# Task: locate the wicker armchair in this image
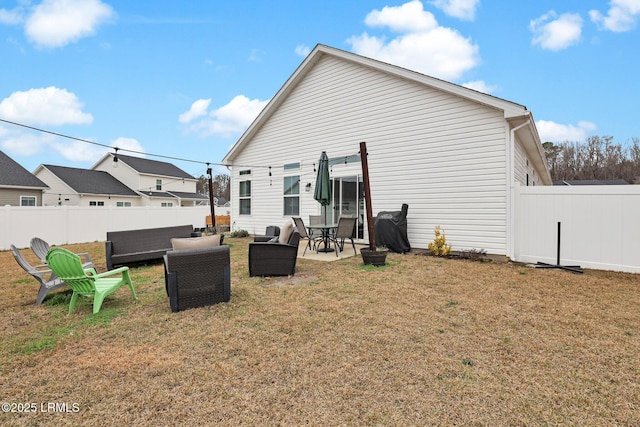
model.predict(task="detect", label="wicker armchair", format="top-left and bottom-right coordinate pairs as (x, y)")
top-left (253, 225), bottom-right (281, 243)
top-left (163, 245), bottom-right (231, 312)
top-left (248, 230), bottom-right (301, 277)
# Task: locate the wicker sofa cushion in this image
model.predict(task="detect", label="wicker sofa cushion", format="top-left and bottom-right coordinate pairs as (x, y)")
top-left (171, 235), bottom-right (222, 251)
top-left (278, 220), bottom-right (294, 244)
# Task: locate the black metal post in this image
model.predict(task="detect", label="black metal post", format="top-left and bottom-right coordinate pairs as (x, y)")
top-left (536, 221), bottom-right (583, 274)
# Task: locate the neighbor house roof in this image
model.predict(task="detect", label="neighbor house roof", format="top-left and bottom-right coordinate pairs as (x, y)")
top-left (42, 165), bottom-right (139, 196)
top-left (223, 44), bottom-right (545, 173)
top-left (111, 153), bottom-right (195, 179)
top-left (0, 150), bottom-right (48, 189)
top-left (168, 191), bottom-right (209, 201)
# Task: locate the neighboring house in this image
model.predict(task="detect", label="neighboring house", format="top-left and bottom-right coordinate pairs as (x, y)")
top-left (0, 150), bottom-right (49, 206)
top-left (34, 165), bottom-right (140, 207)
top-left (222, 44), bottom-right (552, 258)
top-left (92, 153), bottom-right (208, 207)
top-left (214, 197), bottom-right (231, 216)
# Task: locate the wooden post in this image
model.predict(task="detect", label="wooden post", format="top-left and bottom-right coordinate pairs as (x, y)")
top-left (207, 165), bottom-right (216, 233)
top-left (360, 141), bottom-right (376, 251)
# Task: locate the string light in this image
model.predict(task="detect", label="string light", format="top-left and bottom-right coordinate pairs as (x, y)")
top-left (0, 117), bottom-right (360, 180)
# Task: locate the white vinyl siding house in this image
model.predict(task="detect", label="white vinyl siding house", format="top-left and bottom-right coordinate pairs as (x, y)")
top-left (223, 45), bottom-right (551, 258)
top-left (0, 150), bottom-right (48, 206)
top-left (34, 165), bottom-right (141, 207)
top-left (92, 153), bottom-right (207, 207)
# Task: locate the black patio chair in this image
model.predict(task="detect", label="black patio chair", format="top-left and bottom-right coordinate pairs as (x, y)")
top-left (292, 217), bottom-right (316, 256)
top-left (332, 217), bottom-right (357, 257)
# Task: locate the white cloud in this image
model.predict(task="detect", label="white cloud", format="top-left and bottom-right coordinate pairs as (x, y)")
top-left (248, 48), bottom-right (265, 62)
top-left (295, 44), bottom-right (311, 57)
top-left (51, 137), bottom-right (145, 164)
top-left (179, 99), bottom-right (211, 124)
top-left (25, 0), bottom-right (115, 48)
top-left (0, 87), bottom-right (93, 126)
top-left (590, 0), bottom-right (640, 32)
top-left (0, 127), bottom-right (53, 156)
top-left (530, 11), bottom-right (583, 51)
top-left (180, 95), bottom-right (269, 138)
top-left (365, 0), bottom-right (438, 32)
top-left (430, 0), bottom-right (480, 21)
top-left (462, 80), bottom-right (496, 94)
top-left (0, 6), bottom-right (24, 24)
top-left (51, 139), bottom-right (106, 162)
top-left (348, 0), bottom-right (479, 81)
top-left (537, 120), bottom-right (597, 142)
top-left (110, 137), bottom-right (145, 155)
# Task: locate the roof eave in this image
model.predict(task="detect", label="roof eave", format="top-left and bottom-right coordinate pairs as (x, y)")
top-left (508, 113), bottom-right (553, 185)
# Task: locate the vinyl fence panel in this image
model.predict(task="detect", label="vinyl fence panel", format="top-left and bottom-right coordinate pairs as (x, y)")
top-left (1, 205), bottom-right (210, 250)
top-left (515, 185), bottom-right (640, 273)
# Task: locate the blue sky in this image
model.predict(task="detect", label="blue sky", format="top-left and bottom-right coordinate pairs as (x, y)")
top-left (1, 0), bottom-right (639, 178)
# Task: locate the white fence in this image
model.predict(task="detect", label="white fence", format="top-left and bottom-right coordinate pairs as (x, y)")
top-left (1, 205), bottom-right (211, 250)
top-left (4, 188), bottom-right (640, 274)
top-left (515, 185), bottom-right (640, 274)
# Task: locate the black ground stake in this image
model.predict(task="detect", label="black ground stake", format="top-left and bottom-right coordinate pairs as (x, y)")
top-left (536, 222), bottom-right (583, 274)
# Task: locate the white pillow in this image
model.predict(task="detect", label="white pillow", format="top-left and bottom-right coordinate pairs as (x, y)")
top-left (278, 220), bottom-right (294, 244)
top-left (171, 234), bottom-right (221, 250)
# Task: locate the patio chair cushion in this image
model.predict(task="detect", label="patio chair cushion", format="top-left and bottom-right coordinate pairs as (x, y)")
top-left (278, 220), bottom-right (294, 245)
top-left (171, 235), bottom-right (222, 251)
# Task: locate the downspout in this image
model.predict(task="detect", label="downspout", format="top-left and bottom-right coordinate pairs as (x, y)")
top-left (508, 119), bottom-right (531, 260)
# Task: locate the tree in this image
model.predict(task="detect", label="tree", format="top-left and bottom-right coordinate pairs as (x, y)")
top-left (542, 136), bottom-right (640, 183)
top-left (196, 173), bottom-right (230, 200)
top-left (212, 174), bottom-right (230, 201)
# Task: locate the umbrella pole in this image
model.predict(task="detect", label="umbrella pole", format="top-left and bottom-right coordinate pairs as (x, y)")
top-left (360, 141), bottom-right (376, 251)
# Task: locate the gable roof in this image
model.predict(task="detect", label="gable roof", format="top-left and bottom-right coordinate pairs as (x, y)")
top-left (0, 150), bottom-right (48, 189)
top-left (111, 153), bottom-right (195, 179)
top-left (42, 165), bottom-right (138, 196)
top-left (223, 44), bottom-right (536, 165)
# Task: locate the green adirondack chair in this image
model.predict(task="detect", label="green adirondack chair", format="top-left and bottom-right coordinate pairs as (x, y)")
top-left (46, 247), bottom-right (137, 314)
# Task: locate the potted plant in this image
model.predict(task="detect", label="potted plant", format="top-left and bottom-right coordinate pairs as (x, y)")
top-left (359, 142), bottom-right (388, 266)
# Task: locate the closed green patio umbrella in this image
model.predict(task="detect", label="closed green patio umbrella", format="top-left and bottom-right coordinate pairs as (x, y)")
top-left (314, 151), bottom-right (332, 223)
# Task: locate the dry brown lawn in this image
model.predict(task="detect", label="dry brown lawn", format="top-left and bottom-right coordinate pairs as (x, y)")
top-left (1, 238), bottom-right (639, 426)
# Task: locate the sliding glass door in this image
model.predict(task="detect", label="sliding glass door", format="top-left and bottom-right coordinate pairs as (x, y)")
top-left (331, 176), bottom-right (364, 239)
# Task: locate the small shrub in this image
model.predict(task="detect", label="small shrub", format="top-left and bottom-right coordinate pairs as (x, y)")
top-left (427, 226), bottom-right (451, 256)
top-left (229, 229), bottom-right (249, 238)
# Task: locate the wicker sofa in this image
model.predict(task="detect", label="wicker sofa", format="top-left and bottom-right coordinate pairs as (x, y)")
top-left (105, 224), bottom-right (195, 270)
top-left (163, 245), bottom-right (231, 312)
top-left (248, 224), bottom-right (301, 277)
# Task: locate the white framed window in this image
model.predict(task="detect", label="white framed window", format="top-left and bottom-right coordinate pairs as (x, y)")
top-left (283, 175), bottom-right (300, 216)
top-left (239, 180), bottom-right (251, 215)
top-left (20, 196), bottom-right (36, 206)
top-left (156, 179), bottom-right (162, 191)
top-left (116, 201), bottom-right (132, 207)
top-left (161, 202), bottom-right (173, 207)
top-left (89, 201), bottom-right (105, 206)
